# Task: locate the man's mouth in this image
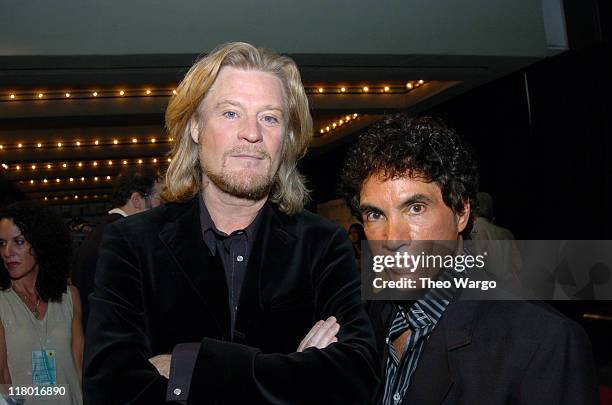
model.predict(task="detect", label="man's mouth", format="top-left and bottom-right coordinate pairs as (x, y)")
top-left (231, 154), bottom-right (265, 160)
top-left (385, 266), bottom-right (409, 277)
top-left (5, 261), bottom-right (19, 269)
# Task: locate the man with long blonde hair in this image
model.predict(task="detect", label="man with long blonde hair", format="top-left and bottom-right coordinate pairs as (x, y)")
top-left (83, 42), bottom-right (379, 404)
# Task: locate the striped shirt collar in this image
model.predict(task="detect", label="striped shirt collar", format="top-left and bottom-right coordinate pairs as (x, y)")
top-left (388, 269), bottom-right (456, 354)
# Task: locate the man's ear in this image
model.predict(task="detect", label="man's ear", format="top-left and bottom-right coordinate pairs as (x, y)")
top-left (130, 191), bottom-right (143, 210)
top-left (456, 200), bottom-right (471, 233)
top-left (189, 116), bottom-right (200, 144)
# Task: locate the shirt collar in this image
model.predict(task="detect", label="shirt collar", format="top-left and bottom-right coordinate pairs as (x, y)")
top-left (198, 194), bottom-right (218, 235)
top-left (392, 267), bottom-right (460, 335)
top-left (108, 208), bottom-right (128, 217)
top-left (198, 193), bottom-right (262, 253)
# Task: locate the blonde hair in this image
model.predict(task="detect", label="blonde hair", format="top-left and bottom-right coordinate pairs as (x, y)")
top-left (162, 42), bottom-right (313, 215)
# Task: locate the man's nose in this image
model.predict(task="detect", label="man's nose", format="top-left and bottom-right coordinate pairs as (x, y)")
top-left (382, 221), bottom-right (410, 251)
top-left (238, 116), bottom-right (263, 143)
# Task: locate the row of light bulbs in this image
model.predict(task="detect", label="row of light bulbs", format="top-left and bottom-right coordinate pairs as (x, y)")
top-left (313, 80), bottom-right (425, 94)
top-left (1, 157), bottom-right (171, 172)
top-left (0, 137), bottom-right (174, 151)
top-left (319, 113), bottom-right (360, 135)
top-left (42, 194), bottom-right (110, 202)
top-left (0, 108), bottom-right (372, 152)
top-left (22, 175), bottom-right (113, 185)
top-left (4, 81), bottom-right (427, 101)
top-left (6, 88), bottom-right (177, 101)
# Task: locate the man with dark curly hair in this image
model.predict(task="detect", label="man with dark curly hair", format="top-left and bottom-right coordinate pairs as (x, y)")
top-left (340, 114), bottom-right (598, 404)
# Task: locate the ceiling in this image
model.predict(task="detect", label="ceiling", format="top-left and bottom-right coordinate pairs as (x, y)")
top-left (0, 54), bottom-right (544, 206)
top-left (0, 0), bottom-right (565, 206)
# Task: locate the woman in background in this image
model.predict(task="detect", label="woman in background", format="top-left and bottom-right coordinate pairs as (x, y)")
top-left (0, 201), bottom-right (83, 405)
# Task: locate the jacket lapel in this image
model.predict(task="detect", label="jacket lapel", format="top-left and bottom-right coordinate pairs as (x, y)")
top-left (368, 301), bottom-right (394, 377)
top-left (401, 299), bottom-right (479, 405)
top-left (401, 320), bottom-right (454, 405)
top-left (158, 198), bottom-right (230, 337)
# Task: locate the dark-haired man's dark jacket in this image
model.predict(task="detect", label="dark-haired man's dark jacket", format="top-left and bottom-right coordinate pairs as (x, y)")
top-left (368, 298), bottom-right (598, 404)
top-left (71, 210), bottom-right (125, 330)
top-left (83, 196), bottom-right (380, 404)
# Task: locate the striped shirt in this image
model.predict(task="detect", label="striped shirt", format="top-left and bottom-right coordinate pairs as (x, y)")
top-left (382, 270), bottom-right (457, 405)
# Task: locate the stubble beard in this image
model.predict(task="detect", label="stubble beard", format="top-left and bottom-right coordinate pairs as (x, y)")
top-left (202, 148), bottom-right (277, 200)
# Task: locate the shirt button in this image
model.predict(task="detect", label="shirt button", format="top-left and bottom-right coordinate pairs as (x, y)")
top-left (385, 337), bottom-right (390, 344)
top-left (236, 255), bottom-right (244, 262)
top-left (393, 392), bottom-right (401, 402)
top-left (173, 388), bottom-right (182, 396)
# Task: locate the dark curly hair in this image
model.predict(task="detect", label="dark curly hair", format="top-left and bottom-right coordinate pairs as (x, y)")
top-left (111, 166), bottom-right (158, 208)
top-left (340, 114), bottom-right (479, 234)
top-left (0, 201), bottom-right (72, 302)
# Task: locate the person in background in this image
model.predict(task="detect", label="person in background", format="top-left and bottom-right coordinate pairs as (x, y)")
top-left (470, 191), bottom-right (521, 282)
top-left (348, 222), bottom-right (367, 267)
top-left (71, 166), bottom-right (160, 331)
top-left (0, 201), bottom-right (83, 405)
top-left (470, 191), bottom-right (515, 240)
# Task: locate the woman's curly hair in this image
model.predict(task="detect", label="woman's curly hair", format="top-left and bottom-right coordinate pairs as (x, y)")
top-left (340, 114), bottom-right (479, 234)
top-left (0, 201), bottom-right (72, 302)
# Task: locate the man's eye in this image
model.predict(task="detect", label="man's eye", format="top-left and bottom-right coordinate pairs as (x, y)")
top-left (262, 115), bottom-right (279, 124)
top-left (408, 204), bottom-right (425, 214)
top-left (15, 239), bottom-right (25, 245)
top-left (223, 111), bottom-right (238, 119)
top-left (364, 211), bottom-right (383, 222)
